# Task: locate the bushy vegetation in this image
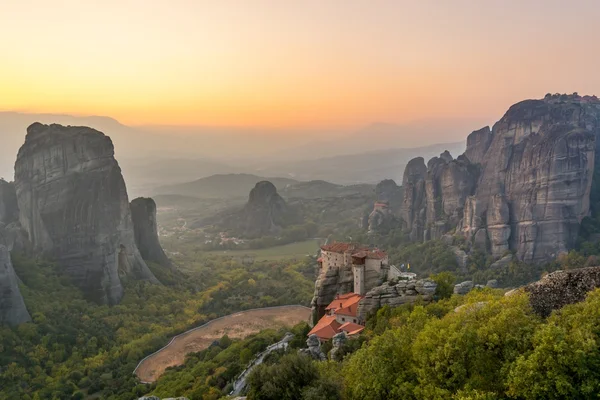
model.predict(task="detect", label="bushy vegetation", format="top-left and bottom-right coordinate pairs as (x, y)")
top-left (149, 323), bottom-right (310, 399)
top-left (0, 252), bottom-right (315, 399)
top-left (246, 288), bottom-right (600, 399)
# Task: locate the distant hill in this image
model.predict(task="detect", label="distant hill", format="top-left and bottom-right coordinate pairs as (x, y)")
top-left (252, 141), bottom-right (466, 184)
top-left (154, 174), bottom-right (300, 199)
top-left (280, 180), bottom-right (375, 199)
top-left (154, 174), bottom-right (377, 200)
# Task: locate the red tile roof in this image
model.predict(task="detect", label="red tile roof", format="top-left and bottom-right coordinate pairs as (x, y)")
top-left (351, 249), bottom-right (387, 260)
top-left (325, 293), bottom-right (363, 317)
top-left (308, 315), bottom-right (341, 340)
top-left (339, 322), bottom-right (365, 336)
top-left (320, 242), bottom-right (366, 254)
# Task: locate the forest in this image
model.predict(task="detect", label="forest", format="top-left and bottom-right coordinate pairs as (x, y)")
top-left (244, 287), bottom-right (600, 400)
top-left (0, 251), bottom-right (315, 399)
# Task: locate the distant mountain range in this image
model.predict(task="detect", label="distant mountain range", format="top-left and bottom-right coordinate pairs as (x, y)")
top-left (153, 173), bottom-right (377, 200)
top-left (154, 174), bottom-right (300, 199)
top-left (0, 112), bottom-right (473, 192)
top-left (252, 141), bottom-right (466, 184)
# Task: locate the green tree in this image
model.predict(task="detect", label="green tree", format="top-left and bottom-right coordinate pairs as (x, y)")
top-left (507, 289), bottom-right (600, 399)
top-left (430, 271), bottom-right (456, 299)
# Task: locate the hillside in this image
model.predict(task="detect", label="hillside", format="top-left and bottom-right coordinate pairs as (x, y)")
top-left (154, 174), bottom-right (377, 200)
top-left (254, 141), bottom-right (466, 184)
top-left (154, 174), bottom-right (300, 198)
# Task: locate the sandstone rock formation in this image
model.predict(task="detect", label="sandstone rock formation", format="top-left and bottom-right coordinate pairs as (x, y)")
top-left (0, 180), bottom-right (18, 224)
top-left (239, 181), bottom-right (290, 238)
top-left (0, 245), bottom-right (30, 326)
top-left (524, 266), bottom-right (600, 317)
top-left (299, 334), bottom-right (327, 361)
top-left (357, 278), bottom-right (437, 321)
top-left (0, 180), bottom-right (28, 252)
top-left (130, 197), bottom-right (173, 269)
top-left (367, 179), bottom-right (403, 233)
top-left (14, 123), bottom-right (159, 305)
top-left (402, 94), bottom-right (600, 263)
top-left (453, 280), bottom-right (474, 295)
top-left (330, 331), bottom-right (347, 361)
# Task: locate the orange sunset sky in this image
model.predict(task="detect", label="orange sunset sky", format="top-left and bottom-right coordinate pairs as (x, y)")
top-left (2, 0), bottom-right (600, 129)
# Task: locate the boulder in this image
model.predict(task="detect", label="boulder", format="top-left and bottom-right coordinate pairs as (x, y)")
top-left (525, 266), bottom-right (600, 317)
top-left (299, 334), bottom-right (326, 361)
top-left (454, 281), bottom-right (474, 295)
top-left (330, 332), bottom-right (347, 362)
top-left (14, 123), bottom-right (159, 305)
top-left (486, 279), bottom-right (499, 288)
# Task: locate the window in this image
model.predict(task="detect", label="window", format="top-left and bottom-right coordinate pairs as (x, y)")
top-left (353, 319), bottom-right (356, 323)
top-left (342, 317), bottom-right (345, 322)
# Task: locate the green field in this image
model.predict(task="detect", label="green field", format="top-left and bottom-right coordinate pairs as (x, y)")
top-left (205, 239), bottom-right (323, 261)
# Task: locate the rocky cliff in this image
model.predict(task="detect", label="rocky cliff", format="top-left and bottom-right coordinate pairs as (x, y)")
top-left (239, 181), bottom-right (290, 237)
top-left (357, 277), bottom-right (437, 321)
top-left (0, 245), bottom-right (30, 326)
top-left (130, 197), bottom-right (173, 269)
top-left (402, 94), bottom-right (600, 263)
top-left (0, 181), bottom-right (30, 326)
top-left (367, 179), bottom-right (403, 233)
top-left (14, 123), bottom-right (159, 305)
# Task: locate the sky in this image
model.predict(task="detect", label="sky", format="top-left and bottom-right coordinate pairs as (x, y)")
top-left (1, 0), bottom-right (600, 129)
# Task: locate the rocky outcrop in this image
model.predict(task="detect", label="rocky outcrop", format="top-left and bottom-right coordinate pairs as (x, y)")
top-left (524, 266), bottom-right (600, 317)
top-left (357, 278), bottom-right (437, 321)
top-left (0, 181), bottom-right (28, 252)
top-left (130, 198), bottom-right (173, 269)
top-left (367, 180), bottom-right (403, 233)
top-left (311, 263), bottom-right (355, 323)
top-left (330, 332), bottom-right (347, 362)
top-left (14, 123), bottom-right (159, 305)
top-left (0, 180), bottom-right (18, 224)
top-left (299, 334), bottom-right (326, 361)
top-left (402, 94), bottom-right (600, 263)
top-left (453, 281), bottom-right (474, 295)
top-left (375, 179), bottom-right (403, 214)
top-left (239, 181), bottom-right (290, 238)
top-left (0, 245), bottom-right (30, 326)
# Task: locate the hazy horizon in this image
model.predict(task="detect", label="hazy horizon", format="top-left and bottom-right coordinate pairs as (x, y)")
top-left (3, 1), bottom-right (600, 130)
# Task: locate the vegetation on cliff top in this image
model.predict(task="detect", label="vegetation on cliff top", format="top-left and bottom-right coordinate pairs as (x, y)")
top-left (246, 288), bottom-right (600, 400)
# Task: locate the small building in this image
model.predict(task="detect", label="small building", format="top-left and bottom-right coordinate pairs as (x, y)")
top-left (318, 242), bottom-right (389, 296)
top-left (308, 293), bottom-right (365, 342)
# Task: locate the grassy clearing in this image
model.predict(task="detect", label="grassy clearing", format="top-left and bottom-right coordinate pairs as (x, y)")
top-left (205, 239), bottom-right (322, 261)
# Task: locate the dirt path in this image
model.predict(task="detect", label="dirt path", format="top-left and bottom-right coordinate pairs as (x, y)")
top-left (134, 305), bottom-right (311, 383)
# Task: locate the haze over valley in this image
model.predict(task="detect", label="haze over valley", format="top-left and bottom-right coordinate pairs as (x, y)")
top-left (3, 2), bottom-right (600, 400)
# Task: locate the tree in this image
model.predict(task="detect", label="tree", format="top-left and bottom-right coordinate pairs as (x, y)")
top-left (507, 289), bottom-right (600, 399)
top-left (430, 271), bottom-right (456, 299)
top-left (247, 353), bottom-right (318, 400)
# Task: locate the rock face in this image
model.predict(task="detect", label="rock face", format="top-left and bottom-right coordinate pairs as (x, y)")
top-left (367, 179), bottom-right (403, 233)
top-left (0, 180), bottom-right (19, 225)
top-left (402, 94), bottom-right (600, 263)
top-left (0, 180), bottom-right (28, 252)
top-left (299, 334), bottom-right (327, 361)
top-left (240, 181), bottom-right (289, 237)
top-left (357, 278), bottom-right (437, 321)
top-left (14, 123), bottom-right (158, 305)
top-left (330, 332), bottom-right (347, 361)
top-left (525, 266), bottom-right (600, 317)
top-left (0, 245), bottom-right (30, 326)
top-left (453, 281), bottom-right (474, 295)
top-left (130, 198), bottom-right (173, 269)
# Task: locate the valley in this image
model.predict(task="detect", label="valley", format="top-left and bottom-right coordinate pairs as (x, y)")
top-left (134, 305), bottom-right (310, 383)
